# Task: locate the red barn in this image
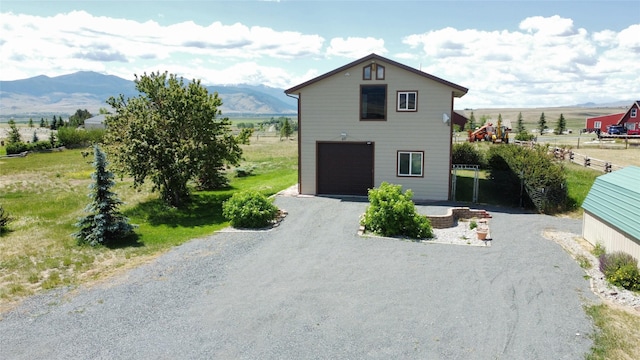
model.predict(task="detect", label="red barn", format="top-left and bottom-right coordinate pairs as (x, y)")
top-left (584, 100), bottom-right (640, 134)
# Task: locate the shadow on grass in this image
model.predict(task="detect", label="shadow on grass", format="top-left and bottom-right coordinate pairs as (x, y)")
top-left (124, 192), bottom-right (229, 228)
top-left (106, 232), bottom-right (143, 249)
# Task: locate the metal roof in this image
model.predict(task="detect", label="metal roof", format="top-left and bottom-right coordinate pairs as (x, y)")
top-left (582, 166), bottom-right (640, 240)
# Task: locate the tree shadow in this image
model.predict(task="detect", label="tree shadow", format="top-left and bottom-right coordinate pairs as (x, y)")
top-left (106, 232), bottom-right (143, 249)
top-left (123, 192), bottom-right (229, 228)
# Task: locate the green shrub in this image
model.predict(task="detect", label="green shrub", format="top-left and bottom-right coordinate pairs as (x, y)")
top-left (452, 142), bottom-right (486, 168)
top-left (592, 242), bottom-right (606, 257)
top-left (57, 127), bottom-right (105, 148)
top-left (361, 182), bottom-right (433, 239)
top-left (0, 204), bottom-right (12, 234)
top-left (599, 252), bottom-right (640, 291)
top-left (515, 131), bottom-right (535, 141)
top-left (5, 141), bottom-right (29, 155)
top-left (222, 191), bottom-right (279, 228)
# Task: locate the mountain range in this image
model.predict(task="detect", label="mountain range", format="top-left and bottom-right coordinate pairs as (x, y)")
top-left (0, 71), bottom-right (297, 117)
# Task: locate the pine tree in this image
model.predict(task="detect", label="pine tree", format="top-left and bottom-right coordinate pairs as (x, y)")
top-left (50, 116), bottom-right (57, 130)
top-left (7, 119), bottom-right (22, 144)
top-left (57, 116), bottom-right (65, 128)
top-left (49, 132), bottom-right (57, 148)
top-left (467, 111), bottom-right (476, 131)
top-left (32, 130), bottom-right (39, 143)
top-left (516, 112), bottom-right (525, 134)
top-left (537, 112), bottom-right (547, 134)
top-left (40, 118), bottom-right (46, 128)
top-left (28, 118), bottom-right (34, 128)
top-left (74, 145), bottom-right (134, 246)
top-left (280, 118), bottom-right (293, 139)
top-left (555, 113), bottom-right (566, 135)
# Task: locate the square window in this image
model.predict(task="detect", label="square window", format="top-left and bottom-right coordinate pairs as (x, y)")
top-left (398, 151), bottom-right (423, 177)
top-left (397, 91), bottom-right (417, 111)
top-left (361, 85), bottom-right (387, 120)
top-left (594, 121), bottom-right (601, 129)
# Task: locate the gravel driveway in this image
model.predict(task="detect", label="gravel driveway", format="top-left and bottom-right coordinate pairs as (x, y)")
top-left (0, 195), bottom-right (597, 359)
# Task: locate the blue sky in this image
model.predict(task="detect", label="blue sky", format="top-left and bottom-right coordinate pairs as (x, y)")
top-left (1, 0), bottom-right (639, 108)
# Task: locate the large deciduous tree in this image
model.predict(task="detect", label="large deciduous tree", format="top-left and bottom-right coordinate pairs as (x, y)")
top-left (104, 71), bottom-right (242, 207)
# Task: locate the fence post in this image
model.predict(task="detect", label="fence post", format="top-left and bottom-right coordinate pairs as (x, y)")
top-left (584, 157), bottom-right (590, 167)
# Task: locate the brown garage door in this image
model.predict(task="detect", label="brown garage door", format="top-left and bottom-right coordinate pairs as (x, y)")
top-left (317, 142), bottom-right (374, 196)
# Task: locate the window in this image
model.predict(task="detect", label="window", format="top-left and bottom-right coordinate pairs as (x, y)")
top-left (397, 151), bottom-right (423, 177)
top-left (363, 64), bottom-right (385, 80)
top-left (631, 108), bottom-right (637, 118)
top-left (594, 121), bottom-right (601, 129)
top-left (397, 91), bottom-right (417, 111)
top-left (360, 85), bottom-right (387, 120)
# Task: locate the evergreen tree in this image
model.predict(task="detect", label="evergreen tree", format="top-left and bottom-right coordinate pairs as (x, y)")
top-left (467, 111), bottom-right (476, 131)
top-left (280, 118), bottom-right (293, 139)
top-left (74, 145), bottom-right (134, 246)
top-left (28, 118), bottom-right (34, 128)
top-left (50, 116), bottom-right (57, 130)
top-left (516, 112), bottom-right (525, 134)
top-left (40, 118), bottom-right (46, 128)
top-left (57, 116), bottom-right (65, 128)
top-left (7, 119), bottom-right (22, 144)
top-left (49, 132), bottom-right (57, 148)
top-left (0, 204), bottom-right (12, 234)
top-left (537, 112), bottom-right (547, 134)
top-left (32, 130), bottom-right (39, 143)
top-left (555, 113), bottom-right (567, 135)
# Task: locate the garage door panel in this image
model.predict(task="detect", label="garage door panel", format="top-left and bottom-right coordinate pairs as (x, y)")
top-left (317, 142), bottom-right (373, 196)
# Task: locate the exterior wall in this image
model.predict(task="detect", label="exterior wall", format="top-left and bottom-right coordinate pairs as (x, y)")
top-left (583, 211), bottom-right (640, 268)
top-left (585, 113), bottom-right (622, 132)
top-left (620, 102), bottom-right (640, 131)
top-left (296, 59), bottom-right (454, 201)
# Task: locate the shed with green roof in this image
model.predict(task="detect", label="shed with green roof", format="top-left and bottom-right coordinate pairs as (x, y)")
top-left (582, 166), bottom-right (640, 265)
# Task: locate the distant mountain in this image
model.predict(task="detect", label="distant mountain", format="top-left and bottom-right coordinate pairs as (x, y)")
top-left (0, 71), bottom-right (297, 117)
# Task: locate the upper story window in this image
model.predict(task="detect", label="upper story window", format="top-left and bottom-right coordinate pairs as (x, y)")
top-left (363, 63), bottom-right (385, 80)
top-left (397, 91), bottom-right (417, 111)
top-left (360, 85), bottom-right (387, 120)
top-left (631, 108), bottom-right (637, 118)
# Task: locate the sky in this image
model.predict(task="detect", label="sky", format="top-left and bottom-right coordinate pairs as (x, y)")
top-left (1, 0), bottom-right (639, 108)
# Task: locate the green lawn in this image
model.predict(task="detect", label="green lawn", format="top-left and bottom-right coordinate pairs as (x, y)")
top-left (0, 137), bottom-right (296, 304)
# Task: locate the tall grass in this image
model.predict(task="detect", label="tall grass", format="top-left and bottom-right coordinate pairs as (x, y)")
top-left (0, 137), bottom-right (296, 305)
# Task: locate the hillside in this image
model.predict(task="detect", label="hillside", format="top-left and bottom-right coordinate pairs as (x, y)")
top-left (0, 71), bottom-right (297, 118)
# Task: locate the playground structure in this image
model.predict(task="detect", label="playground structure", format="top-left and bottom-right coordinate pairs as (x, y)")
top-left (468, 122), bottom-right (510, 143)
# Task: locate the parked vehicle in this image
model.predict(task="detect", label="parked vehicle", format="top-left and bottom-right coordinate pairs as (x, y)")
top-left (606, 125), bottom-right (626, 135)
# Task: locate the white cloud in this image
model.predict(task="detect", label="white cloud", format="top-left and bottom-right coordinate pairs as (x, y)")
top-left (326, 37), bottom-right (387, 58)
top-left (403, 16), bottom-right (639, 107)
top-left (0, 11), bottom-right (326, 81)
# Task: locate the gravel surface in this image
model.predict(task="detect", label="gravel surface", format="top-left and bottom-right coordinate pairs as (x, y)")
top-left (0, 195), bottom-right (598, 359)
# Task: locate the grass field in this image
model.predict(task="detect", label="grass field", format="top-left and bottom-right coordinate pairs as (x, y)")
top-left (0, 135), bottom-right (296, 308)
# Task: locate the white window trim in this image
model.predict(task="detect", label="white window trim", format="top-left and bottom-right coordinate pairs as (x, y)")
top-left (631, 108), bottom-right (637, 118)
top-left (594, 121), bottom-right (601, 129)
top-left (397, 91), bottom-right (417, 111)
top-left (397, 151), bottom-right (423, 177)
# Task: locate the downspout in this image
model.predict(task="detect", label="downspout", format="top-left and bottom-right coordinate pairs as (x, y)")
top-left (286, 92), bottom-right (301, 195)
top-left (448, 92), bottom-right (454, 201)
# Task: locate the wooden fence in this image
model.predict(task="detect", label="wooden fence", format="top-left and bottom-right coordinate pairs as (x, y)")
top-left (512, 140), bottom-right (623, 173)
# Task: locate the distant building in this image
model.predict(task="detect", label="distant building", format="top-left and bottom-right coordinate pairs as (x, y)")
top-left (84, 114), bottom-right (106, 129)
top-left (584, 100), bottom-right (640, 133)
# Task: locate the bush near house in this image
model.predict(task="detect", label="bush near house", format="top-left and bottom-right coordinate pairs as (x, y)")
top-left (598, 252), bottom-right (640, 291)
top-left (486, 144), bottom-right (567, 213)
top-left (222, 191), bottom-right (279, 228)
top-left (361, 182), bottom-right (433, 239)
top-left (452, 142), bottom-right (486, 167)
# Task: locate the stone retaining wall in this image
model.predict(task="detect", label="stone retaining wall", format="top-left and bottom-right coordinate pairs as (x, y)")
top-left (426, 207), bottom-right (492, 229)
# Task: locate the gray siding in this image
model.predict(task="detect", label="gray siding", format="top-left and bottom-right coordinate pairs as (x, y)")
top-left (296, 59), bottom-right (456, 200)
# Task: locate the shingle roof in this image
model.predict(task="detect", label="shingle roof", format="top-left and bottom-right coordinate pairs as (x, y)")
top-left (582, 166), bottom-right (640, 241)
top-left (285, 53), bottom-right (468, 97)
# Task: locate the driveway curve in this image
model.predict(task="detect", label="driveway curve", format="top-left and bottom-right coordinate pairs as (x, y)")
top-left (0, 195), bottom-right (597, 359)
